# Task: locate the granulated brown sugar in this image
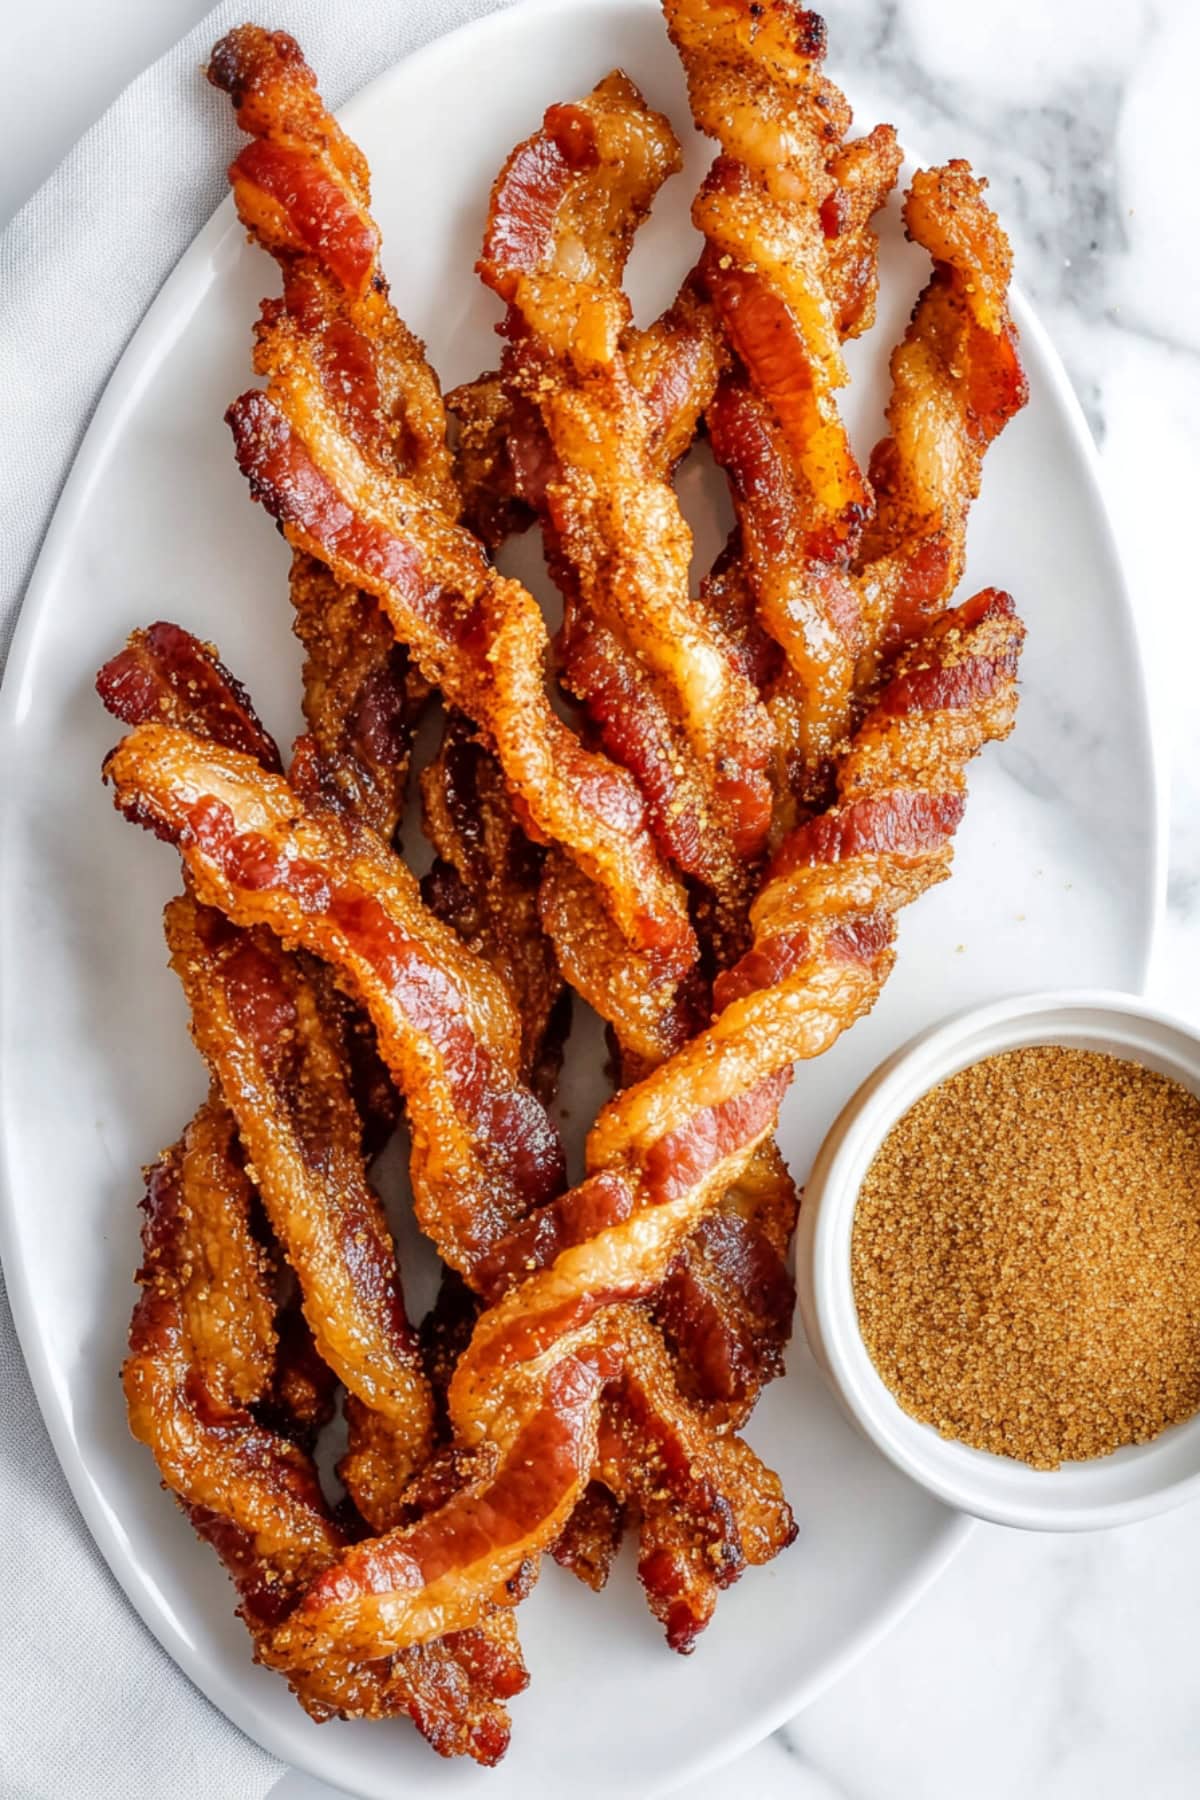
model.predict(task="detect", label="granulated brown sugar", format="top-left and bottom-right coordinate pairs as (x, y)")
top-left (851, 1046), bottom-right (1200, 1469)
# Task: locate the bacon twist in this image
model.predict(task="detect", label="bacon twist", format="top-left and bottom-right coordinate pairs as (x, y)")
top-left (667, 0), bottom-right (903, 812)
top-left (211, 31), bottom-right (568, 1104)
top-left (208, 25), bottom-right (456, 512)
top-left (239, 588), bottom-right (1022, 1674)
top-left (101, 625), bottom-right (530, 1757)
top-left (481, 73), bottom-right (774, 912)
top-left (420, 713), bottom-right (569, 1103)
top-left (164, 894), bottom-right (435, 1519)
top-left (470, 80), bottom-right (805, 1593)
top-left (473, 74), bottom-right (809, 1586)
top-left (854, 161), bottom-right (1029, 663)
top-left (213, 26), bottom-right (694, 977)
top-left (126, 1086), bottom-right (529, 1755)
top-left (667, 0), bottom-right (865, 528)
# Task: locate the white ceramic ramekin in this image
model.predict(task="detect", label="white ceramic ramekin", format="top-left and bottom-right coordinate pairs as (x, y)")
top-left (796, 990), bottom-right (1200, 1531)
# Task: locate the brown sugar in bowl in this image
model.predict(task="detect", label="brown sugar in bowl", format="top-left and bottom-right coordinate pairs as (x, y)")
top-left (795, 991), bottom-right (1200, 1530)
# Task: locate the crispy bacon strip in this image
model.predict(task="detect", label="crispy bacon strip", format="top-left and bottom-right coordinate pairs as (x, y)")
top-left (254, 589), bottom-right (1021, 1669)
top-left (666, 1), bottom-right (901, 812)
top-left (855, 162), bottom-right (1029, 663)
top-left (212, 27), bottom-right (449, 844)
top-left (481, 74), bottom-right (802, 1539)
top-left (654, 1140), bottom-right (797, 1422)
top-left (481, 74), bottom-right (774, 906)
top-left (98, 618), bottom-right (406, 1158)
top-left (128, 1111), bottom-right (527, 1757)
top-left (213, 30), bottom-right (693, 978)
top-left (538, 854), bottom-right (704, 1066)
top-left (164, 892), bottom-right (435, 1511)
top-left (101, 627), bottom-right (430, 1518)
top-left (104, 728), bottom-right (566, 1278)
top-left (666, 0), bottom-right (864, 528)
top-left (420, 713), bottom-right (569, 1102)
top-left (209, 25), bottom-right (456, 513)
top-left (125, 1112), bottom-right (340, 1588)
top-left (622, 272), bottom-right (727, 475)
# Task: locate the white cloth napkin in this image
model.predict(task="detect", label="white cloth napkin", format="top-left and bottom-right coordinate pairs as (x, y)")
top-left (0, 5), bottom-right (513, 1796)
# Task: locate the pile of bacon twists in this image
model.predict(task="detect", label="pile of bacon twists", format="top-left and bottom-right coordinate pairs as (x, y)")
top-left (96, 0), bottom-right (1028, 1763)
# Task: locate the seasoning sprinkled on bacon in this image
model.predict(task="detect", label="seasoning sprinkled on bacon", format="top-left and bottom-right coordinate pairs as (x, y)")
top-left (126, 1107), bottom-right (528, 1758)
top-left (480, 71), bottom-right (775, 917)
top-left (855, 161), bottom-right (1029, 665)
top-left (213, 29), bottom-right (695, 979)
top-left (664, 0), bottom-right (903, 816)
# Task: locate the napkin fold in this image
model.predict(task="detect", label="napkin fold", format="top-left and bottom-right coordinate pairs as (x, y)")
top-left (0, 4), bottom-right (510, 1795)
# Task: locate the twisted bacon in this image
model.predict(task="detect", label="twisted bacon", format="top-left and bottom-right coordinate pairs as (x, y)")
top-left (101, 625), bottom-right (529, 1757)
top-left (474, 75), bottom-right (807, 1557)
top-left (469, 79), bottom-right (804, 1575)
top-left (99, 632), bottom-right (429, 1496)
top-left (667, 0), bottom-right (865, 528)
top-left (855, 161), bottom-right (1029, 662)
top-left (670, 2), bottom-right (1027, 814)
top-left (126, 1073), bottom-right (527, 1755)
top-left (212, 31), bottom-right (567, 1099)
top-left (213, 26), bottom-right (693, 977)
top-left (225, 588), bottom-right (1024, 1674)
top-left (420, 713), bottom-right (569, 1102)
top-left (480, 72), bottom-right (774, 909)
top-left (666, 0), bottom-right (897, 809)
top-left (207, 27), bottom-right (455, 514)
top-left (215, 25), bottom-right (567, 1097)
top-left (164, 893), bottom-right (435, 1517)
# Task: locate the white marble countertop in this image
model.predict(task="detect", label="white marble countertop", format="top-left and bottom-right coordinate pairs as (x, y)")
top-left (5, 1), bottom-right (1199, 1796)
